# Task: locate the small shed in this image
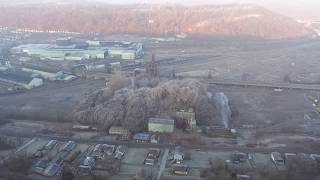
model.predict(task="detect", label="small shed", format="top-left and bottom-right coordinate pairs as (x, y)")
top-left (150, 134), bottom-right (159, 144)
top-left (271, 152), bottom-right (284, 165)
top-left (133, 133), bottom-right (150, 143)
top-left (173, 165), bottom-right (189, 176)
top-left (109, 126), bottom-right (130, 136)
top-left (237, 175), bottom-right (251, 180)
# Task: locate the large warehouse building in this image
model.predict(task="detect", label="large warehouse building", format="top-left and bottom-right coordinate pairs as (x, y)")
top-left (11, 44), bottom-right (107, 61)
top-left (11, 38), bottom-right (144, 61)
top-left (87, 40), bottom-right (144, 60)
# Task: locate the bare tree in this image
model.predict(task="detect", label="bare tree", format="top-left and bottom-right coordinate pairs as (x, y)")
top-left (73, 79), bottom-right (218, 133)
top-left (109, 73), bottom-right (130, 92)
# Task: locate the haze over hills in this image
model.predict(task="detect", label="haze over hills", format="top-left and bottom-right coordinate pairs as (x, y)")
top-left (2, 0), bottom-right (320, 21)
top-left (0, 3), bottom-right (315, 39)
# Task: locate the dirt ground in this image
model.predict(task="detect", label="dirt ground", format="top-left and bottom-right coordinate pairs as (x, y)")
top-left (1, 37), bottom-right (320, 151)
top-left (0, 79), bottom-right (106, 122)
top-left (149, 38), bottom-right (320, 84)
top-left (212, 85), bottom-right (320, 150)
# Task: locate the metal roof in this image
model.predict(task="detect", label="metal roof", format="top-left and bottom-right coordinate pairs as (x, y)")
top-left (0, 71), bottom-right (33, 84)
top-left (109, 126), bottom-right (130, 135)
top-left (149, 118), bottom-right (174, 125)
top-left (173, 165), bottom-right (189, 172)
top-left (133, 133), bottom-right (150, 141)
top-left (44, 163), bottom-right (60, 177)
top-left (62, 141), bottom-right (76, 152)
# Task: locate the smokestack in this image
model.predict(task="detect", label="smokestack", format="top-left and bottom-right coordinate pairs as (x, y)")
top-left (152, 54), bottom-right (155, 62)
top-left (131, 77), bottom-right (135, 89)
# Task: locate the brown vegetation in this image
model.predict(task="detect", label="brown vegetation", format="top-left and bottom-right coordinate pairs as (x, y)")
top-left (109, 74), bottom-right (130, 93)
top-left (0, 4), bottom-right (314, 39)
top-left (0, 136), bottom-right (16, 150)
top-left (0, 154), bottom-right (32, 180)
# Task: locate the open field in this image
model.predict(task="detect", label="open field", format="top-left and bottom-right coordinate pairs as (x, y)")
top-left (1, 83), bottom-right (318, 151)
top-left (149, 38), bottom-right (320, 84)
top-left (212, 85), bottom-right (320, 151)
top-left (0, 79), bottom-right (106, 122)
top-left (0, 37), bottom-right (320, 153)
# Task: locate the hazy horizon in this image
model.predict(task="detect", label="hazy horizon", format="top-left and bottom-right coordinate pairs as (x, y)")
top-left (97, 0), bottom-right (320, 20)
top-left (1, 0), bottom-right (320, 20)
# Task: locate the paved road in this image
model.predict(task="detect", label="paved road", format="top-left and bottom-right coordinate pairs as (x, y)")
top-left (157, 148), bottom-right (169, 180)
top-left (0, 137), bottom-right (37, 165)
top-left (15, 137), bottom-right (37, 153)
top-left (3, 132), bottom-right (320, 155)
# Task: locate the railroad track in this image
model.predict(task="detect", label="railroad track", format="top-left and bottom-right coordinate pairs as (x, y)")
top-left (120, 56), bottom-right (199, 71)
top-left (208, 80), bottom-right (320, 91)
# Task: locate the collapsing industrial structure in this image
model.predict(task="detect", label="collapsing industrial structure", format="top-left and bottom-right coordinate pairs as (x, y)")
top-left (11, 38), bottom-right (144, 61)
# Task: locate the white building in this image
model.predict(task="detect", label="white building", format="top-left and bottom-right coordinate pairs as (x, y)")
top-left (0, 71), bottom-right (43, 89)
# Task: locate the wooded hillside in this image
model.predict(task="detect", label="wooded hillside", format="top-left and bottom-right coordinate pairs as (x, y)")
top-left (0, 4), bottom-right (315, 39)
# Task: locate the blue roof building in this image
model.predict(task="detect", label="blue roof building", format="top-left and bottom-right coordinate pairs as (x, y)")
top-left (133, 133), bottom-right (150, 142)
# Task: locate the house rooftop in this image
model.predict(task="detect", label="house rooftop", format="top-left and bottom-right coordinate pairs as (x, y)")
top-left (173, 165), bottom-right (189, 172)
top-left (44, 163), bottom-right (60, 177)
top-left (133, 133), bottom-right (150, 141)
top-left (34, 159), bottom-right (47, 169)
top-left (109, 126), bottom-right (130, 134)
top-left (62, 141), bottom-right (76, 152)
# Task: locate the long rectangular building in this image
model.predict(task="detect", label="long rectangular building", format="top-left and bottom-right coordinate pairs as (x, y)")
top-left (11, 39), bottom-right (144, 61)
top-left (0, 71), bottom-right (43, 89)
top-left (148, 117), bottom-right (175, 133)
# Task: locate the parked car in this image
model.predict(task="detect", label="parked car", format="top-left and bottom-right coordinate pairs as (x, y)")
top-left (271, 152), bottom-right (285, 166)
top-left (231, 151), bottom-right (247, 164)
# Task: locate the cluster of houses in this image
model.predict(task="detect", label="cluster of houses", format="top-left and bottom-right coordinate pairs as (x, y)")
top-left (78, 144), bottom-right (126, 174)
top-left (31, 140), bottom-right (127, 178)
top-left (32, 140), bottom-right (76, 177)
